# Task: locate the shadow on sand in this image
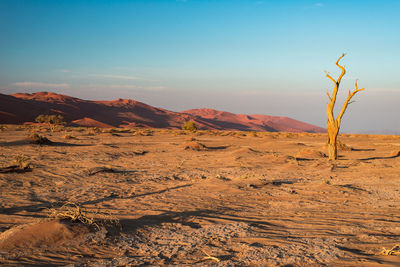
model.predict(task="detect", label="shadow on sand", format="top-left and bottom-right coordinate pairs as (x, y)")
top-left (0, 140), bottom-right (93, 147)
top-left (0, 184), bottom-right (193, 215)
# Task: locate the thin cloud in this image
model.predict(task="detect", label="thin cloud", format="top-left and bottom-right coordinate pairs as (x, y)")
top-left (84, 84), bottom-right (165, 91)
top-left (89, 74), bottom-right (141, 80)
top-left (86, 84), bottom-right (138, 89)
top-left (12, 82), bottom-right (70, 89)
top-left (304, 2), bottom-right (324, 9)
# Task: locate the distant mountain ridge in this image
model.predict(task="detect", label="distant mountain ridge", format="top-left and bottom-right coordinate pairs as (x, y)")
top-left (0, 92), bottom-right (326, 133)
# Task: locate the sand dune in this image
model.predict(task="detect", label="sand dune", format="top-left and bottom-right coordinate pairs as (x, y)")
top-left (0, 92), bottom-right (326, 133)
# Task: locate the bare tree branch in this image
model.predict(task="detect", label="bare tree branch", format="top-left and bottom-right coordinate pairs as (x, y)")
top-left (325, 53), bottom-right (364, 160)
top-left (336, 85), bottom-right (365, 128)
top-left (326, 91), bottom-right (332, 101)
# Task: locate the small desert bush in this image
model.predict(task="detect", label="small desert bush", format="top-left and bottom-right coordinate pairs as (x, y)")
top-left (337, 141), bottom-right (353, 151)
top-left (35, 114), bottom-right (66, 125)
top-left (48, 202), bottom-right (120, 230)
top-left (35, 114), bottom-right (66, 132)
top-left (12, 154), bottom-right (31, 169)
top-left (235, 131), bottom-right (247, 137)
top-left (133, 129), bottom-right (153, 136)
top-left (182, 120), bottom-right (198, 132)
top-left (184, 141), bottom-right (207, 151)
top-left (63, 134), bottom-right (76, 139)
top-left (323, 140), bottom-right (353, 151)
top-left (49, 202), bottom-right (99, 229)
top-left (282, 132), bottom-right (297, 138)
top-left (295, 148), bottom-right (327, 159)
top-left (28, 133), bottom-right (52, 144)
top-left (85, 127), bottom-right (101, 136)
top-left (50, 125), bottom-right (65, 132)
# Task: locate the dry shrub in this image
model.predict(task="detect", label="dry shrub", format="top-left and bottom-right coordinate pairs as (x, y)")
top-left (63, 134), bottom-right (76, 139)
top-left (48, 202), bottom-right (99, 229)
top-left (48, 202), bottom-right (120, 231)
top-left (296, 148), bottom-right (327, 159)
top-left (50, 126), bottom-right (65, 132)
top-left (377, 244), bottom-right (400, 256)
top-left (282, 132), bottom-right (297, 138)
top-left (182, 120), bottom-right (198, 132)
top-left (234, 132), bottom-right (247, 137)
top-left (28, 133), bottom-right (52, 144)
top-left (133, 129), bottom-right (153, 136)
top-left (337, 141), bottom-right (353, 151)
top-left (101, 128), bottom-right (112, 133)
top-left (184, 141), bottom-right (208, 151)
top-left (12, 154), bottom-right (31, 169)
top-left (390, 150), bottom-right (400, 157)
top-left (85, 127), bottom-right (101, 136)
top-left (323, 140), bottom-right (353, 151)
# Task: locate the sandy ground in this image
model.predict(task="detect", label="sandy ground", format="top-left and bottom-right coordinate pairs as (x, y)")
top-left (1, 125), bottom-right (400, 266)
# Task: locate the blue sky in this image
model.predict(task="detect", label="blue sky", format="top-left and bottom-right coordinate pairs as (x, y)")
top-left (0, 0), bottom-right (399, 133)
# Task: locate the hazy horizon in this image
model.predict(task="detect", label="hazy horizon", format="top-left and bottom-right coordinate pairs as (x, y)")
top-left (1, 0), bottom-right (399, 134)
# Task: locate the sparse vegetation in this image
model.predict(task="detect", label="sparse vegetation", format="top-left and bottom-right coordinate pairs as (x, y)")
top-left (63, 134), bottom-right (76, 139)
top-left (133, 129), bottom-right (153, 136)
top-left (377, 244), bottom-right (400, 256)
top-left (35, 114), bottom-right (66, 125)
top-left (35, 114), bottom-right (66, 131)
top-left (325, 54), bottom-right (364, 160)
top-left (184, 141), bottom-right (207, 151)
top-left (182, 120), bottom-right (198, 132)
top-left (28, 132), bottom-right (52, 144)
top-left (12, 154), bottom-right (31, 169)
top-left (0, 154), bottom-right (31, 173)
top-left (48, 202), bottom-right (99, 229)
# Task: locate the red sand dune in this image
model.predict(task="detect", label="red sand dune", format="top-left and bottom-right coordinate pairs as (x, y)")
top-left (182, 108), bottom-right (326, 133)
top-left (71, 118), bottom-right (114, 128)
top-left (0, 92), bottom-right (326, 133)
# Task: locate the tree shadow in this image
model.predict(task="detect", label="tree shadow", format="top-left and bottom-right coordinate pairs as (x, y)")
top-left (0, 184), bottom-right (194, 215)
top-left (0, 165), bottom-right (33, 173)
top-left (0, 140), bottom-right (92, 147)
top-left (358, 151), bottom-right (400, 161)
top-left (85, 167), bottom-right (138, 176)
top-left (207, 145), bottom-right (230, 150)
top-left (118, 207), bottom-right (283, 234)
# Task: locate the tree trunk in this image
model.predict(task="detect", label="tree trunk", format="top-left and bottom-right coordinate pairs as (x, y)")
top-left (327, 125), bottom-right (338, 160)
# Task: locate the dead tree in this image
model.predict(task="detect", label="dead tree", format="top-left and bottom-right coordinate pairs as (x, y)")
top-left (325, 53), bottom-right (364, 160)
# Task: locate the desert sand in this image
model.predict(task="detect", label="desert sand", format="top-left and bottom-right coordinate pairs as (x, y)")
top-left (1, 125), bottom-right (400, 266)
